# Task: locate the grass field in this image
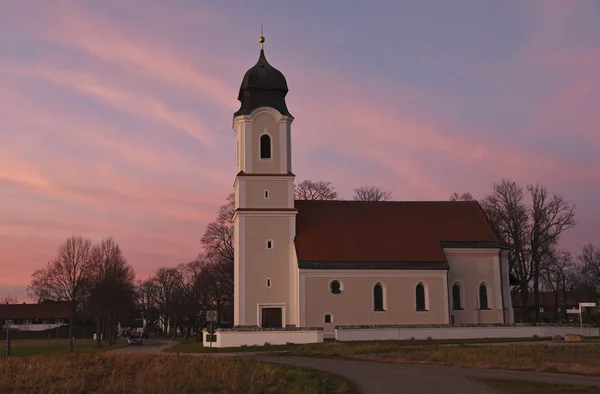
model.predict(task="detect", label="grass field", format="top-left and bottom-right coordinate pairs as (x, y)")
top-left (287, 342), bottom-right (600, 375)
top-left (166, 336), bottom-right (549, 354)
top-left (481, 379), bottom-right (600, 393)
top-left (6, 339), bottom-right (127, 357)
top-left (0, 353), bottom-right (355, 393)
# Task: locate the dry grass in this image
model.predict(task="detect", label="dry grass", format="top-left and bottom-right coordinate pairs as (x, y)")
top-left (290, 342), bottom-right (600, 375)
top-left (0, 353), bottom-right (355, 393)
top-left (7, 339), bottom-right (127, 357)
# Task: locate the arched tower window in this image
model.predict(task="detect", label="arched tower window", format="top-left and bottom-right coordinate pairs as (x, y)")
top-left (416, 283), bottom-right (427, 311)
top-left (373, 282), bottom-right (385, 311)
top-left (479, 283), bottom-right (489, 310)
top-left (452, 282), bottom-right (463, 310)
top-left (260, 134), bottom-right (271, 159)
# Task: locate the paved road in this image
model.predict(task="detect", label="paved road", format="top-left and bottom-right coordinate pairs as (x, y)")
top-left (255, 356), bottom-right (600, 394)
top-left (105, 339), bottom-right (178, 355)
top-left (106, 340), bottom-right (600, 393)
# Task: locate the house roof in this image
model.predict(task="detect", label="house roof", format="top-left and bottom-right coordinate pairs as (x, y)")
top-left (0, 302), bottom-right (71, 319)
top-left (294, 200), bottom-right (507, 268)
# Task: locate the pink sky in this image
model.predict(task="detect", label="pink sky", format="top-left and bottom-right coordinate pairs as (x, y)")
top-left (1, 1), bottom-right (599, 301)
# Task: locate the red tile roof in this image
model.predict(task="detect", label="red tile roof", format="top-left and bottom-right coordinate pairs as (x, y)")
top-left (0, 302), bottom-right (71, 319)
top-left (294, 200), bottom-right (507, 265)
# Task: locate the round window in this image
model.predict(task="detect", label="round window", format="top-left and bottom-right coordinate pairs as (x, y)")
top-left (329, 280), bottom-right (342, 294)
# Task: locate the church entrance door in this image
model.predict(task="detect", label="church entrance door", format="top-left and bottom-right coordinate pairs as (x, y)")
top-left (261, 307), bottom-right (283, 328)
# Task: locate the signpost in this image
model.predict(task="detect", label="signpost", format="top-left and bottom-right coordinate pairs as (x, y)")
top-left (578, 302), bottom-right (597, 337)
top-left (206, 311), bottom-right (217, 354)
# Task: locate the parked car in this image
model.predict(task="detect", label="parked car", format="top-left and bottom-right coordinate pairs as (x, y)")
top-left (128, 333), bottom-right (143, 345)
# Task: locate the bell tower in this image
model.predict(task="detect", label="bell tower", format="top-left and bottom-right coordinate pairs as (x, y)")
top-left (232, 35), bottom-right (298, 328)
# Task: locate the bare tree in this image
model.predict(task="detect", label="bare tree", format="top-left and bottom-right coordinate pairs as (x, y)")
top-left (144, 267), bottom-right (183, 337)
top-left (28, 235), bottom-right (93, 352)
top-left (481, 180), bottom-right (577, 323)
top-left (528, 183), bottom-right (577, 322)
top-left (87, 237), bottom-right (136, 347)
top-left (294, 180), bottom-right (338, 200)
top-left (2, 295), bottom-right (18, 305)
top-left (353, 185), bottom-right (392, 201)
top-left (580, 244), bottom-right (600, 299)
top-left (201, 193), bottom-right (234, 263)
top-left (449, 192), bottom-right (474, 201)
top-left (480, 180), bottom-right (532, 321)
top-left (540, 248), bottom-right (575, 322)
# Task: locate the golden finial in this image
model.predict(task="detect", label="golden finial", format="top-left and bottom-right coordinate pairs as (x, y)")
top-left (259, 25), bottom-right (265, 50)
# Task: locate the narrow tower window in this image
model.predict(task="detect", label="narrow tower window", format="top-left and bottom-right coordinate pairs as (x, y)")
top-left (266, 278), bottom-right (271, 288)
top-left (266, 239), bottom-right (273, 249)
top-left (260, 134), bottom-right (271, 159)
top-left (264, 190), bottom-right (269, 199)
top-left (324, 314), bottom-right (332, 324)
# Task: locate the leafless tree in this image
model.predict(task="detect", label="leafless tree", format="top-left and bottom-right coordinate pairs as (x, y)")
top-left (144, 267), bottom-right (183, 337)
top-left (540, 248), bottom-right (576, 322)
top-left (480, 180), bottom-right (532, 320)
top-left (28, 235), bottom-right (94, 352)
top-left (87, 237), bottom-right (136, 347)
top-left (579, 244), bottom-right (600, 298)
top-left (481, 180), bottom-right (577, 323)
top-left (449, 192), bottom-right (474, 201)
top-left (528, 183), bottom-right (577, 322)
top-left (201, 193), bottom-right (234, 263)
top-left (353, 185), bottom-right (392, 201)
top-left (1, 295), bottom-right (18, 305)
top-left (294, 180), bottom-right (338, 200)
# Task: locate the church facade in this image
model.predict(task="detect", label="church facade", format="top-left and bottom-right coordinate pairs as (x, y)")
top-left (232, 38), bottom-right (514, 337)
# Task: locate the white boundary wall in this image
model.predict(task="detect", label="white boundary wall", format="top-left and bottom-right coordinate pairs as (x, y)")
top-left (204, 329), bottom-right (323, 348)
top-left (335, 326), bottom-right (600, 342)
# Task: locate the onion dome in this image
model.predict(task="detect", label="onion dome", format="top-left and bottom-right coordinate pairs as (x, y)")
top-left (234, 36), bottom-right (291, 117)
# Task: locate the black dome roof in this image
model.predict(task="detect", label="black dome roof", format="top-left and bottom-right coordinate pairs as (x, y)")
top-left (234, 49), bottom-right (291, 117)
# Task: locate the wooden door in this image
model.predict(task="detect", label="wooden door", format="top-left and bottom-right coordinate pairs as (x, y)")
top-left (261, 307), bottom-right (282, 328)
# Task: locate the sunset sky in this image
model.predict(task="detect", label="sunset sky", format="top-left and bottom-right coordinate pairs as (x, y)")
top-left (1, 1), bottom-right (599, 301)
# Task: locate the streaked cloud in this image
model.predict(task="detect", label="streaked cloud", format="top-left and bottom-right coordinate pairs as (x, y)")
top-left (1, 0), bottom-right (598, 300)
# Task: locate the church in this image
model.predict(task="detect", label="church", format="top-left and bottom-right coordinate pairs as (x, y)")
top-left (230, 36), bottom-right (514, 341)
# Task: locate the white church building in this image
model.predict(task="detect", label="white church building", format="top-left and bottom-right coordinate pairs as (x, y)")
top-left (209, 37), bottom-right (515, 347)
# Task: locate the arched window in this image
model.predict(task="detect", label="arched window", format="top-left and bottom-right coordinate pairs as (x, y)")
top-left (260, 134), bottom-right (271, 159)
top-left (452, 283), bottom-right (463, 310)
top-left (373, 282), bottom-right (385, 311)
top-left (479, 283), bottom-right (489, 310)
top-left (416, 283), bottom-right (427, 311)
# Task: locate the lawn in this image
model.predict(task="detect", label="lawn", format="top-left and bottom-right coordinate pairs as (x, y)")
top-left (481, 379), bottom-right (600, 394)
top-left (166, 336), bottom-right (548, 354)
top-left (288, 342), bottom-right (600, 376)
top-left (0, 353), bottom-right (355, 394)
top-left (6, 339), bottom-right (127, 357)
